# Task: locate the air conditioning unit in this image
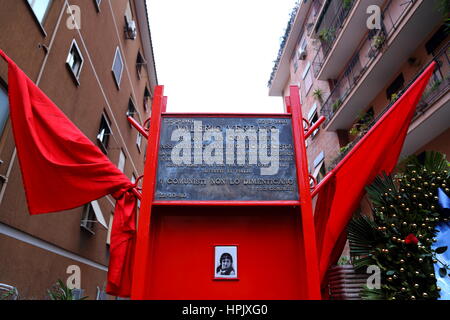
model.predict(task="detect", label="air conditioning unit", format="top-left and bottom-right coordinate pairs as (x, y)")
top-left (125, 19), bottom-right (137, 40)
top-left (298, 48), bottom-right (307, 60)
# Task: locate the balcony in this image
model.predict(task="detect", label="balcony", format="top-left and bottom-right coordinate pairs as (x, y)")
top-left (401, 46), bottom-right (450, 157)
top-left (268, 0), bottom-right (313, 96)
top-left (320, 0), bottom-right (443, 131)
top-left (328, 45), bottom-right (450, 169)
top-left (312, 0), bottom-right (385, 80)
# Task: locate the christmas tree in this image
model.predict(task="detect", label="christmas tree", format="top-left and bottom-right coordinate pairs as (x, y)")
top-left (348, 151), bottom-right (450, 300)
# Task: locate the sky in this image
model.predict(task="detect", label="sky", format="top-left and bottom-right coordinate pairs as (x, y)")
top-left (146, 0), bottom-right (297, 113)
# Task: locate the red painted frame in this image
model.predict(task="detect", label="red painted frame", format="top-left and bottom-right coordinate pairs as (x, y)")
top-left (130, 85), bottom-right (321, 299)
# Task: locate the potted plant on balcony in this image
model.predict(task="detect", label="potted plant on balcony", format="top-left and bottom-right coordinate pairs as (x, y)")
top-left (372, 35), bottom-right (386, 50)
top-left (318, 27), bottom-right (335, 43)
top-left (342, 0), bottom-right (353, 10)
top-left (349, 109), bottom-right (374, 138)
top-left (312, 88), bottom-right (324, 103)
top-left (332, 98), bottom-right (343, 112)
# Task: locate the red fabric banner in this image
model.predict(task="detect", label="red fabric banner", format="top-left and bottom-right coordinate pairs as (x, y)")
top-left (314, 62), bottom-right (436, 283)
top-left (107, 189), bottom-right (137, 297)
top-left (0, 49), bottom-right (136, 297)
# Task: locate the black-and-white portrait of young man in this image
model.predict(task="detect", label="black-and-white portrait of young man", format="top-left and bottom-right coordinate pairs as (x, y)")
top-left (214, 246), bottom-right (238, 279)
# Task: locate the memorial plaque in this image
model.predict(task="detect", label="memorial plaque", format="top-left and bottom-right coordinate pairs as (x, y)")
top-left (155, 117), bottom-right (299, 201)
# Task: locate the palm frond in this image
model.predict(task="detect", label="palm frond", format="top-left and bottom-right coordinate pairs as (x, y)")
top-left (347, 215), bottom-right (380, 258)
top-left (400, 151), bottom-right (449, 174)
top-left (360, 286), bottom-right (385, 300)
top-left (366, 173), bottom-right (397, 206)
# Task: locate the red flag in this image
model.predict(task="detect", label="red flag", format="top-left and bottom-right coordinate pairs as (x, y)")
top-left (314, 62), bottom-right (436, 283)
top-left (0, 49), bottom-right (136, 297)
top-left (0, 49), bottom-right (133, 215)
top-left (107, 189), bottom-right (137, 297)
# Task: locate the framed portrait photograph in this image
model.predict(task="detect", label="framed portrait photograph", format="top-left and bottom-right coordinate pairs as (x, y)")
top-left (214, 245), bottom-right (238, 280)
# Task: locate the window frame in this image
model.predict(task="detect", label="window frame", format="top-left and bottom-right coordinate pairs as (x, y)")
top-left (26, 0), bottom-right (53, 34)
top-left (136, 51), bottom-right (146, 79)
top-left (106, 213), bottom-right (114, 246)
top-left (126, 98), bottom-right (137, 118)
top-left (124, 0), bottom-right (133, 23)
top-left (66, 39), bottom-right (84, 85)
top-left (80, 203), bottom-right (96, 235)
top-left (136, 132), bottom-right (142, 152)
top-left (118, 149), bottom-right (126, 173)
top-left (112, 46), bottom-right (124, 89)
top-left (144, 86), bottom-right (152, 112)
top-left (94, 0), bottom-right (102, 12)
top-left (97, 113), bottom-right (112, 154)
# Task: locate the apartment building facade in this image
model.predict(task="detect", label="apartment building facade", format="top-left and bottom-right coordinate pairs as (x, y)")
top-left (269, 0), bottom-right (449, 260)
top-left (0, 0), bottom-right (157, 299)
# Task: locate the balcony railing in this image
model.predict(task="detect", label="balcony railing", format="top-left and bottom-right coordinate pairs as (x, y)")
top-left (328, 43), bottom-right (449, 170)
top-left (312, 0), bottom-right (357, 77)
top-left (267, 2), bottom-right (301, 88)
top-left (319, 0), bottom-right (415, 125)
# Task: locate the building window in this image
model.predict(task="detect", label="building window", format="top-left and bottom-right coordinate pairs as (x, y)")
top-left (27, 0), bottom-right (52, 24)
top-left (308, 103), bottom-right (319, 138)
top-left (94, 0), bottom-right (102, 11)
top-left (127, 98), bottom-right (136, 118)
top-left (124, 0), bottom-right (137, 40)
top-left (293, 58), bottom-right (299, 73)
top-left (0, 84), bottom-right (9, 137)
top-left (313, 151), bottom-right (325, 169)
top-left (66, 40), bottom-right (84, 83)
top-left (315, 162), bottom-right (327, 183)
top-left (118, 149), bottom-right (126, 173)
top-left (302, 62), bottom-right (313, 95)
top-left (97, 114), bottom-right (111, 154)
top-left (144, 86), bottom-right (152, 112)
top-left (125, 0), bottom-right (133, 21)
top-left (106, 213), bottom-right (113, 245)
top-left (297, 34), bottom-right (307, 60)
top-left (312, 151), bottom-right (326, 184)
top-left (386, 73), bottom-right (405, 100)
top-left (80, 203), bottom-right (96, 235)
top-left (136, 133), bottom-right (142, 152)
top-left (136, 51), bottom-right (146, 79)
top-left (112, 47), bottom-right (124, 88)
